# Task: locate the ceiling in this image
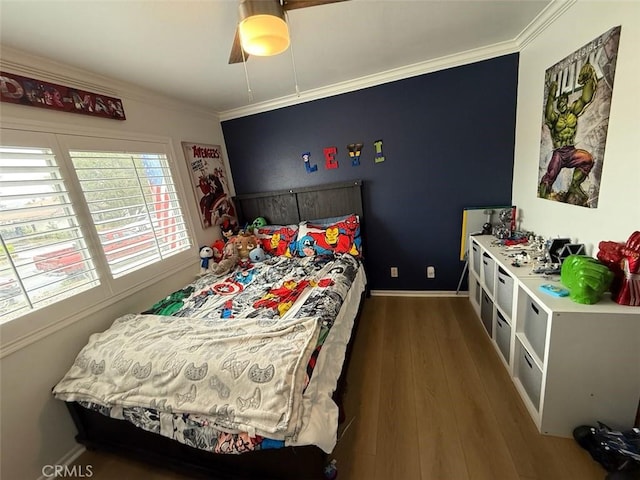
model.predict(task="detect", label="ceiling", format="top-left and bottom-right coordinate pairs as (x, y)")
top-left (0, 1), bottom-right (556, 118)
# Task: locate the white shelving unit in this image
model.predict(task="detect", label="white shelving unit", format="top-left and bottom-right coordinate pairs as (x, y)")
top-left (468, 235), bottom-right (640, 437)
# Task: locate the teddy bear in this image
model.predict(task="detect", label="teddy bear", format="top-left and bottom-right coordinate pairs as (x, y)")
top-left (210, 240), bottom-right (239, 276)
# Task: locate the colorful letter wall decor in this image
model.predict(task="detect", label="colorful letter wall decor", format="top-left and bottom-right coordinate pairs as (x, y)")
top-left (374, 139), bottom-right (385, 163)
top-left (302, 152), bottom-right (317, 173)
top-left (347, 143), bottom-right (363, 166)
top-left (301, 139), bottom-right (385, 172)
top-left (324, 146), bottom-right (339, 169)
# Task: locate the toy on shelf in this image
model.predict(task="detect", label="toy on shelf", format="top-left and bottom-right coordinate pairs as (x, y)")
top-left (530, 237), bottom-right (573, 276)
top-left (560, 254), bottom-right (614, 304)
top-left (598, 231), bottom-right (640, 306)
top-left (492, 207), bottom-right (516, 240)
top-left (482, 209), bottom-right (494, 235)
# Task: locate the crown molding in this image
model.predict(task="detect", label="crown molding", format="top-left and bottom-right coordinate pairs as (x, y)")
top-left (219, 0), bottom-right (574, 121)
top-left (515, 0), bottom-right (577, 50)
top-left (0, 45), bottom-right (220, 121)
top-left (218, 39), bottom-right (519, 120)
top-left (1, 0), bottom-right (574, 123)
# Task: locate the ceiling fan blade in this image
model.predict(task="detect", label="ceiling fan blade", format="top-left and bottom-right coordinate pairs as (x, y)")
top-left (283, 0), bottom-right (346, 10)
top-left (228, 27), bottom-right (248, 64)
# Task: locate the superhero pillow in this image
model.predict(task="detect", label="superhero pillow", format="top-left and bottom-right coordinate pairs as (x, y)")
top-left (296, 214), bottom-right (362, 258)
top-left (254, 224), bottom-right (298, 257)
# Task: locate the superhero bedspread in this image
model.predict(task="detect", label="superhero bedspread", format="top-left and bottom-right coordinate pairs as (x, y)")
top-left (53, 253), bottom-right (366, 456)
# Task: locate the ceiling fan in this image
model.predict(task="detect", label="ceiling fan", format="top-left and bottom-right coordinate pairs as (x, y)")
top-left (228, 0), bottom-right (346, 64)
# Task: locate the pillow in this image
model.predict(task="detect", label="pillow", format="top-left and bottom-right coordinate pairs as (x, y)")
top-left (307, 214), bottom-right (358, 227)
top-left (254, 224), bottom-right (298, 257)
top-left (296, 214), bottom-right (362, 258)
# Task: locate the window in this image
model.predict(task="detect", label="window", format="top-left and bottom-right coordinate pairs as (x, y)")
top-left (0, 131), bottom-right (192, 324)
top-left (0, 145), bottom-right (99, 321)
top-left (69, 150), bottom-right (190, 278)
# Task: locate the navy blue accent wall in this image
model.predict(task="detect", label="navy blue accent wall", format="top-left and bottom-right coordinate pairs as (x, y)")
top-left (222, 54), bottom-right (518, 291)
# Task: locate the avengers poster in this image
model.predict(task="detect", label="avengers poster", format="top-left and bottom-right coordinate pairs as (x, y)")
top-left (537, 25), bottom-right (621, 208)
top-left (183, 142), bottom-right (237, 230)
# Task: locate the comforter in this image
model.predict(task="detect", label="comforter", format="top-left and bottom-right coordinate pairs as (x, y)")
top-left (53, 254), bottom-right (364, 454)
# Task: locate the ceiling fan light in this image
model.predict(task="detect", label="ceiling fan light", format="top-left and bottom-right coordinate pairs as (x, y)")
top-left (239, 14), bottom-right (290, 56)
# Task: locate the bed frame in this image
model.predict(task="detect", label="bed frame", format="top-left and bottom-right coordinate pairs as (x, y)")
top-left (233, 180), bottom-right (364, 227)
top-left (64, 180), bottom-right (366, 480)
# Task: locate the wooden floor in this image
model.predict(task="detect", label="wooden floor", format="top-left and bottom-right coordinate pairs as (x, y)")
top-left (72, 296), bottom-right (605, 480)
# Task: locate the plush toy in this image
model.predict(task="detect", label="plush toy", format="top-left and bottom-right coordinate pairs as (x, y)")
top-left (198, 246), bottom-right (215, 275)
top-left (210, 241), bottom-right (239, 276)
top-left (211, 239), bottom-right (226, 262)
top-left (235, 232), bottom-right (258, 260)
top-left (249, 217), bottom-right (267, 234)
top-left (249, 246), bottom-right (267, 263)
top-left (220, 218), bottom-right (238, 243)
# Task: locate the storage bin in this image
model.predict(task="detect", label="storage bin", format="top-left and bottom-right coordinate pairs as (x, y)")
top-left (516, 341), bottom-right (543, 410)
top-left (474, 278), bottom-right (481, 306)
top-left (496, 267), bottom-right (514, 319)
top-left (471, 242), bottom-right (480, 275)
top-left (480, 290), bottom-right (493, 336)
top-left (523, 297), bottom-right (548, 360)
top-left (482, 253), bottom-right (495, 296)
top-left (495, 311), bottom-right (511, 363)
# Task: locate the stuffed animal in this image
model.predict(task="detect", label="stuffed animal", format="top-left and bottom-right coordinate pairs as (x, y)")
top-left (220, 218), bottom-right (238, 243)
top-left (210, 241), bottom-right (239, 276)
top-left (249, 246), bottom-right (267, 263)
top-left (198, 246), bottom-right (215, 275)
top-left (249, 217), bottom-right (267, 234)
top-left (211, 239), bottom-right (226, 262)
top-left (235, 232), bottom-right (258, 260)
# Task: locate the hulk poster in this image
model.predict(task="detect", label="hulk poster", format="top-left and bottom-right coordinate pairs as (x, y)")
top-left (537, 26), bottom-right (621, 208)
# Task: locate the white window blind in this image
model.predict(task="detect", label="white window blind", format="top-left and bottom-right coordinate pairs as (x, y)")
top-left (69, 150), bottom-right (191, 278)
top-left (0, 146), bottom-right (99, 322)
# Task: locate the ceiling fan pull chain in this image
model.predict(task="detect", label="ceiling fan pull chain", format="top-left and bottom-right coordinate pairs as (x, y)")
top-left (285, 10), bottom-right (301, 97)
top-left (241, 48), bottom-right (254, 102)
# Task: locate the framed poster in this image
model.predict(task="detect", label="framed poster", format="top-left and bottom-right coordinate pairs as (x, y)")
top-left (537, 26), bottom-right (621, 208)
top-left (183, 142), bottom-right (237, 230)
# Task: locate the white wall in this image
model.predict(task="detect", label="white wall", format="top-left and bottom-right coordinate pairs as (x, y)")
top-left (513, 1), bottom-right (640, 254)
top-left (0, 48), bottom-right (227, 480)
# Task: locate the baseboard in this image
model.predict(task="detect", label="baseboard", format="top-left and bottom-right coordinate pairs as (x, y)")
top-left (370, 290), bottom-right (469, 297)
top-left (36, 444), bottom-right (86, 480)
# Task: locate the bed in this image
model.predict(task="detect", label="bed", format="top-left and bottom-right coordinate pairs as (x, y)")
top-left (53, 180), bottom-right (367, 480)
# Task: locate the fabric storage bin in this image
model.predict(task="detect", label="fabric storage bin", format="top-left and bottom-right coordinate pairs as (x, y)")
top-left (480, 290), bottom-right (493, 336)
top-left (474, 278), bottom-right (481, 306)
top-left (482, 253), bottom-right (495, 296)
top-left (495, 310), bottom-right (511, 363)
top-left (471, 242), bottom-right (480, 276)
top-left (523, 297), bottom-right (548, 360)
top-left (516, 341), bottom-right (543, 410)
top-left (496, 267), bottom-right (514, 319)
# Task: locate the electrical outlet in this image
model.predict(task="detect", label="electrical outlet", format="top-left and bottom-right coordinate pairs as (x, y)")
top-left (390, 266), bottom-right (399, 278)
top-left (427, 266), bottom-right (435, 278)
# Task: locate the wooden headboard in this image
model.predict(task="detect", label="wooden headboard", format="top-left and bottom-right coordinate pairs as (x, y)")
top-left (233, 180), bottom-right (363, 226)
